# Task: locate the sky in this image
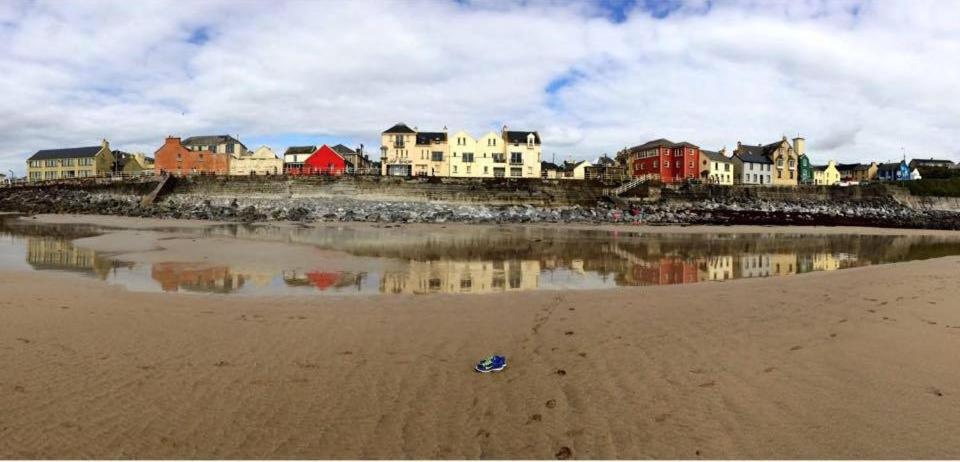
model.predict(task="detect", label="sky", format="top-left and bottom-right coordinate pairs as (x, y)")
top-left (1, 0), bottom-right (959, 176)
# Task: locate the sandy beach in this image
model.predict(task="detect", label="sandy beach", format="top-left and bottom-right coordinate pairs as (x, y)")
top-left (2, 216), bottom-right (960, 458)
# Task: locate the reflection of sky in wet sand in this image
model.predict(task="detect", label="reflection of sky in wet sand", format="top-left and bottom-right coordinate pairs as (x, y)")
top-left (3, 216), bottom-right (960, 296)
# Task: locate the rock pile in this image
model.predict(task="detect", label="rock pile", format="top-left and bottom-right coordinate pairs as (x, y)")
top-left (3, 186), bottom-right (960, 230)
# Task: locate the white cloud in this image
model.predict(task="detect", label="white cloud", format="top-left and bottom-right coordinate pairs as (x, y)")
top-left (1, 0), bottom-right (959, 176)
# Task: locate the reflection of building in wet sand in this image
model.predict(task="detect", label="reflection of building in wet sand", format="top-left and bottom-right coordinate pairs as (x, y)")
top-left (769, 253), bottom-right (798, 276)
top-left (380, 260), bottom-right (540, 294)
top-left (700, 255), bottom-right (734, 281)
top-left (282, 270), bottom-right (365, 292)
top-left (630, 258), bottom-right (700, 286)
top-left (738, 254), bottom-right (771, 278)
top-left (152, 263), bottom-right (241, 293)
top-left (26, 237), bottom-right (129, 279)
top-left (152, 263), bottom-right (285, 293)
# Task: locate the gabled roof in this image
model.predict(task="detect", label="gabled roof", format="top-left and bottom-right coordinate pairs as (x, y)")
top-left (504, 131), bottom-right (541, 145)
top-left (877, 162), bottom-right (906, 172)
top-left (331, 144), bottom-right (355, 155)
top-left (700, 150), bottom-right (730, 163)
top-left (594, 155), bottom-right (617, 166)
top-left (910, 158), bottom-right (954, 165)
top-left (734, 152), bottom-right (773, 164)
top-left (629, 138), bottom-right (675, 152)
top-left (541, 161), bottom-right (560, 171)
top-left (28, 146), bottom-right (103, 161)
top-left (183, 135), bottom-right (242, 146)
top-left (383, 123), bottom-right (416, 134)
top-left (836, 163), bottom-right (873, 171)
top-left (284, 145), bottom-right (317, 155)
top-left (416, 132), bottom-right (447, 145)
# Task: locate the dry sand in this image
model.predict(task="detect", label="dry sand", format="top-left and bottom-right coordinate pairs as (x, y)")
top-left (2, 217), bottom-right (960, 458)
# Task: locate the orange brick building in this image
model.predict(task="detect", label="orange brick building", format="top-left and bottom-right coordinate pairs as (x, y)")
top-left (154, 136), bottom-right (230, 176)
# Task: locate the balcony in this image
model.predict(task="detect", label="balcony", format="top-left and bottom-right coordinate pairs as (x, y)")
top-left (393, 142), bottom-right (405, 149)
top-left (492, 156), bottom-right (506, 163)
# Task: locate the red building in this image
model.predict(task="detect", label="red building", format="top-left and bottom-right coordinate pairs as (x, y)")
top-left (625, 138), bottom-right (700, 184)
top-left (285, 144), bottom-right (349, 176)
top-left (154, 136), bottom-right (230, 176)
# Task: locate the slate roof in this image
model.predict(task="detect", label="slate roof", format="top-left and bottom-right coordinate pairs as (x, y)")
top-left (28, 146), bottom-right (102, 161)
top-left (541, 161), bottom-right (560, 171)
top-left (284, 146), bottom-right (317, 155)
top-left (182, 135), bottom-right (242, 146)
top-left (504, 131), bottom-right (541, 145)
top-left (594, 155), bottom-right (617, 167)
top-left (910, 158), bottom-right (954, 166)
top-left (810, 164), bottom-right (827, 171)
top-left (383, 123), bottom-right (416, 134)
top-left (700, 150), bottom-right (730, 163)
top-left (331, 144), bottom-right (356, 155)
top-left (735, 152), bottom-right (773, 164)
top-left (836, 163), bottom-right (871, 171)
top-left (629, 138), bottom-right (675, 151)
top-left (877, 162), bottom-right (905, 172)
top-left (416, 132), bottom-right (447, 145)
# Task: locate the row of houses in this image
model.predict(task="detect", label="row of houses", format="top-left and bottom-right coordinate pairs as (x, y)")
top-left (24, 136), bottom-right (375, 182)
top-left (615, 135), bottom-right (946, 186)
top-left (21, 126), bottom-right (956, 184)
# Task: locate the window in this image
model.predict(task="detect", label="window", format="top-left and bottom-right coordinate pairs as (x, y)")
top-left (789, 159), bottom-right (796, 169)
top-left (689, 162), bottom-right (693, 169)
top-left (789, 171), bottom-right (794, 179)
top-left (749, 163), bottom-right (753, 171)
top-left (484, 166), bottom-right (488, 174)
top-left (431, 151), bottom-right (443, 162)
top-left (492, 153), bottom-right (505, 163)
top-left (510, 152), bottom-right (522, 164)
top-left (453, 165), bottom-right (458, 173)
top-left (45, 159), bottom-right (56, 167)
top-left (653, 160), bottom-right (658, 168)
top-left (510, 167), bottom-right (522, 177)
top-left (462, 152), bottom-right (474, 163)
top-left (494, 167), bottom-right (505, 178)
top-left (466, 166), bottom-right (471, 174)
top-left (63, 158), bottom-right (74, 166)
top-left (227, 143), bottom-right (235, 154)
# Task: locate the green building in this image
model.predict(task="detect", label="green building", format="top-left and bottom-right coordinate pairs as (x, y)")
top-left (798, 154), bottom-right (813, 184)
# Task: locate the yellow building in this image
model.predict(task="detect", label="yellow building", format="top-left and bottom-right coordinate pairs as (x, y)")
top-left (700, 149), bottom-right (734, 185)
top-left (27, 139), bottom-right (114, 182)
top-left (812, 160), bottom-right (841, 185)
top-left (380, 123), bottom-right (541, 178)
top-left (230, 145), bottom-right (283, 176)
top-left (114, 151), bottom-right (155, 177)
top-left (449, 130), bottom-right (485, 177)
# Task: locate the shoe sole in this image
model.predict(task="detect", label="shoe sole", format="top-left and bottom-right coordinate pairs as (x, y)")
top-left (475, 364), bottom-right (506, 373)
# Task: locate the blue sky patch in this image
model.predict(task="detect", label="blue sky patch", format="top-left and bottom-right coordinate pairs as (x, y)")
top-left (187, 26), bottom-right (211, 45)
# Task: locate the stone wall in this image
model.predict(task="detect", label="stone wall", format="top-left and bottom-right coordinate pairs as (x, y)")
top-left (166, 175), bottom-right (611, 206)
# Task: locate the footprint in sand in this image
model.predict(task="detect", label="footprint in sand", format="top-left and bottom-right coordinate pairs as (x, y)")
top-left (60, 305), bottom-right (70, 310)
top-left (790, 345), bottom-right (803, 351)
top-left (830, 333), bottom-right (837, 338)
top-left (867, 309), bottom-right (876, 313)
top-left (555, 446), bottom-right (572, 460)
top-left (568, 308), bottom-right (575, 311)
top-left (838, 319), bottom-right (847, 323)
top-left (578, 352), bottom-right (587, 358)
top-left (545, 399), bottom-right (557, 409)
top-left (13, 385), bottom-right (25, 393)
top-left (214, 360), bottom-right (231, 367)
top-left (763, 367), bottom-right (777, 373)
top-left (527, 413), bottom-right (542, 424)
top-left (475, 429), bottom-right (491, 438)
top-left (929, 387), bottom-right (944, 397)
top-left (15, 338), bottom-right (30, 344)
top-left (654, 413), bottom-right (670, 423)
top-left (564, 331), bottom-right (574, 336)
top-left (555, 369), bottom-right (567, 376)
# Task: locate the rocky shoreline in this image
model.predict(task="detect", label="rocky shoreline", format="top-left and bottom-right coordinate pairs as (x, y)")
top-left (2, 186), bottom-right (960, 230)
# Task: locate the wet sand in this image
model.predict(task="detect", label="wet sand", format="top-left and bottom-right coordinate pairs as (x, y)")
top-left (2, 217), bottom-right (960, 458)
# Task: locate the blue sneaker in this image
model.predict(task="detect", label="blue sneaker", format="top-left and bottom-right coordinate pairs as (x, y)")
top-left (475, 355), bottom-right (507, 373)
